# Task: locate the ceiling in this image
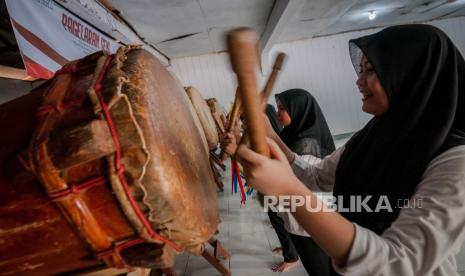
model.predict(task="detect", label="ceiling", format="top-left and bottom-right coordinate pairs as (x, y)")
top-left (107, 0), bottom-right (274, 58)
top-left (106, 0), bottom-right (465, 59)
top-left (281, 0), bottom-right (465, 41)
top-left (2, 0), bottom-right (465, 63)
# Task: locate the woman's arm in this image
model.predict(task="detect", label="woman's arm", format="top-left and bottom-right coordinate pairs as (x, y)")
top-left (220, 132), bottom-right (238, 156)
top-left (220, 116), bottom-right (295, 161)
top-left (236, 138), bottom-right (355, 265)
top-left (291, 184), bottom-right (356, 265)
top-left (263, 117), bottom-right (341, 192)
top-left (292, 147), bottom-right (344, 192)
top-left (262, 115), bottom-right (295, 163)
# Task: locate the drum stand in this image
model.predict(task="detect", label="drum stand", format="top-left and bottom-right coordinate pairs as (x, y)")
top-left (209, 238), bottom-right (231, 260)
top-left (149, 267), bottom-right (176, 276)
top-left (149, 239), bottom-right (231, 276)
top-left (206, 151), bottom-right (231, 275)
top-left (210, 151), bottom-right (226, 171)
top-left (210, 151), bottom-right (226, 191)
top-left (202, 238), bottom-right (231, 276)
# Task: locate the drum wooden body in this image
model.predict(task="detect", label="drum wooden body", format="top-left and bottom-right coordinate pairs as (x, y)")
top-left (0, 47), bottom-right (218, 275)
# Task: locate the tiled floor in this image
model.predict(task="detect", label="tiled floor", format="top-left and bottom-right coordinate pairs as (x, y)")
top-left (457, 241), bottom-right (465, 276)
top-left (172, 160), bottom-right (308, 276)
top-left (173, 136), bottom-right (352, 275)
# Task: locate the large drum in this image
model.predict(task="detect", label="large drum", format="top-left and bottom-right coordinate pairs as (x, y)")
top-left (185, 87), bottom-right (219, 150)
top-left (0, 46), bottom-right (219, 275)
top-left (206, 97), bottom-right (227, 139)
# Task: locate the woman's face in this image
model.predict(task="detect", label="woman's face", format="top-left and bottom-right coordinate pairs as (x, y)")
top-left (356, 55), bottom-right (389, 116)
top-left (277, 100), bottom-right (291, 127)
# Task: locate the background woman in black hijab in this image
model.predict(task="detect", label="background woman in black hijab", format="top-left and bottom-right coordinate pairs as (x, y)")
top-left (275, 89), bottom-right (335, 158)
top-left (236, 24), bottom-right (465, 275)
top-left (264, 104), bottom-right (301, 273)
top-left (265, 104), bottom-right (283, 134)
top-left (274, 89), bottom-right (335, 275)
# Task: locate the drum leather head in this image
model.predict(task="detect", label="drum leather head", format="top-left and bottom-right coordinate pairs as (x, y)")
top-left (185, 86), bottom-right (219, 150)
top-left (105, 48), bottom-right (219, 254)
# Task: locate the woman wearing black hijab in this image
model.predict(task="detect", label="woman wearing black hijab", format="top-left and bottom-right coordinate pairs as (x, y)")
top-left (264, 104), bottom-right (301, 273)
top-left (275, 89), bottom-right (335, 158)
top-left (265, 104), bottom-right (283, 134)
top-left (236, 24), bottom-right (465, 275)
top-left (273, 89), bottom-right (334, 275)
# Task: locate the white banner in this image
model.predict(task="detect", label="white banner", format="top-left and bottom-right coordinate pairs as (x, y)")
top-left (6, 0), bottom-right (121, 79)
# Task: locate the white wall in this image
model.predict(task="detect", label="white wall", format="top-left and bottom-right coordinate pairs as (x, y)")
top-left (169, 52), bottom-right (237, 111)
top-left (169, 16), bottom-right (465, 135)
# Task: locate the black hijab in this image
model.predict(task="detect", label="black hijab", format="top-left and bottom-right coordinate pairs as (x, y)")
top-left (334, 24), bottom-right (465, 235)
top-left (265, 104), bottom-right (282, 134)
top-left (275, 89), bottom-right (335, 157)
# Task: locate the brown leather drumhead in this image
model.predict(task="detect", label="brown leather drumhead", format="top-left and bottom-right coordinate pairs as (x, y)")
top-left (185, 87), bottom-right (219, 149)
top-left (175, 75), bottom-right (209, 155)
top-left (207, 97), bottom-right (226, 117)
top-left (207, 97), bottom-right (227, 136)
top-left (185, 93), bottom-right (210, 155)
top-left (107, 48), bottom-right (219, 253)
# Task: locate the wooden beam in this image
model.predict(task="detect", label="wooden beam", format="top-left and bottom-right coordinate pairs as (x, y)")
top-left (259, 0), bottom-right (303, 74)
top-left (0, 65), bottom-right (37, 81)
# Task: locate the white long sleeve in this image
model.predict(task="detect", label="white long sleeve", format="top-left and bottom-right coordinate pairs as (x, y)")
top-left (291, 145), bottom-right (465, 275)
top-left (291, 146), bottom-right (344, 192)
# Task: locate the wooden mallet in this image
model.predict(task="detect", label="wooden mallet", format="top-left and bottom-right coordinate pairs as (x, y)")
top-left (227, 27), bottom-right (269, 159)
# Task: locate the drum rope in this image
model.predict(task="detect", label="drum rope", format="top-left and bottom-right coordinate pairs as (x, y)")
top-left (94, 237), bottom-right (146, 259)
top-left (93, 55), bottom-right (184, 253)
top-left (47, 175), bottom-right (107, 200)
top-left (36, 60), bottom-right (97, 117)
top-left (36, 96), bottom-right (85, 116)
